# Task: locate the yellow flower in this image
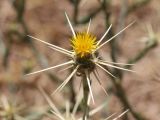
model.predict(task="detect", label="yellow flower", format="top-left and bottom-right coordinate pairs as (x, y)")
top-left (26, 12), bottom-right (135, 103)
top-left (71, 32), bottom-right (97, 58)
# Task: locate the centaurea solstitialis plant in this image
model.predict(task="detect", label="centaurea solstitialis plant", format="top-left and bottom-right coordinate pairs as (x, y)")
top-left (26, 12), bottom-right (134, 119)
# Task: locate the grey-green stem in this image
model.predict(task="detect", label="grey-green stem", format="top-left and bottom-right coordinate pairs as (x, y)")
top-left (82, 74), bottom-right (89, 120)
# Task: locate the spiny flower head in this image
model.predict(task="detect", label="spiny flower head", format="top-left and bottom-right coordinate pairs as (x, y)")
top-left (71, 32), bottom-right (97, 58)
top-left (0, 95), bottom-right (25, 120)
top-left (26, 12), bottom-right (135, 103)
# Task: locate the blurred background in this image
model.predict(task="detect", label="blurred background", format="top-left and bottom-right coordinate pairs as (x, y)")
top-left (0, 0), bottom-right (160, 120)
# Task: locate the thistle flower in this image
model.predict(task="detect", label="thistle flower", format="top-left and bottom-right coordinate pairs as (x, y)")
top-left (26, 12), bottom-right (134, 103)
top-left (0, 95), bottom-right (25, 120)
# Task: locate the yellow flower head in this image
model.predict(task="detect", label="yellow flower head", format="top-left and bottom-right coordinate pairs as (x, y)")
top-left (71, 32), bottom-right (97, 58)
top-left (26, 12), bottom-right (134, 101)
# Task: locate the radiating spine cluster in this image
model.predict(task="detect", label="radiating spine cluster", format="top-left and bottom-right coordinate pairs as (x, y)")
top-left (26, 12), bottom-right (135, 119)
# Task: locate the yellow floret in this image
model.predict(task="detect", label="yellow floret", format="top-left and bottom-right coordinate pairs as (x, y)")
top-left (71, 32), bottom-right (97, 58)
